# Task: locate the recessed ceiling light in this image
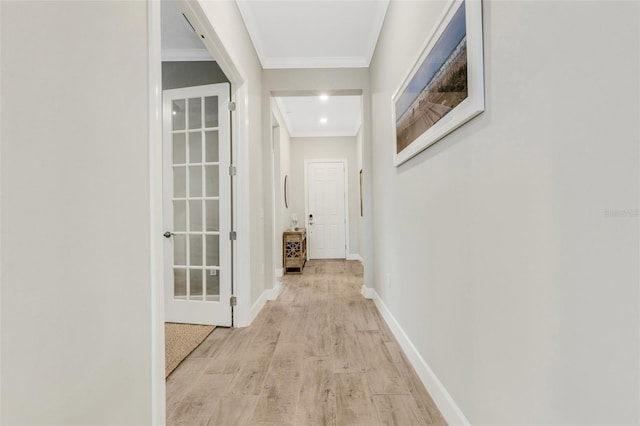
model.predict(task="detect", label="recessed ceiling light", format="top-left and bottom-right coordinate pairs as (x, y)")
top-left (319, 94), bottom-right (329, 102)
top-left (320, 117), bottom-right (328, 124)
top-left (172, 111), bottom-right (177, 116)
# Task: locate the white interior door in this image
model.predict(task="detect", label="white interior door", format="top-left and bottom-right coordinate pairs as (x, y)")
top-left (162, 83), bottom-right (231, 326)
top-left (306, 161), bottom-right (347, 259)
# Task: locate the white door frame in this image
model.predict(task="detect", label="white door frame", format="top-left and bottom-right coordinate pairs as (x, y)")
top-left (304, 159), bottom-right (350, 260)
top-left (148, 0), bottom-right (252, 423)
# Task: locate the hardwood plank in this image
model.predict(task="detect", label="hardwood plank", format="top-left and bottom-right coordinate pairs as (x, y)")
top-left (250, 342), bottom-right (303, 425)
top-left (167, 356), bottom-right (212, 416)
top-left (205, 395), bottom-right (259, 426)
top-left (166, 376), bottom-right (198, 419)
top-left (305, 312), bottom-right (332, 357)
top-left (279, 306), bottom-right (309, 343)
top-left (373, 394), bottom-right (427, 426)
top-left (356, 330), bottom-right (408, 395)
top-left (335, 373), bottom-right (380, 426)
top-left (269, 341), bottom-right (304, 375)
top-left (384, 342), bottom-right (446, 425)
top-left (327, 278), bottom-right (345, 298)
top-left (226, 330), bottom-right (280, 396)
top-left (292, 285), bottom-right (313, 307)
top-left (204, 327), bottom-right (254, 375)
top-left (255, 301), bottom-right (289, 332)
top-left (331, 298), bottom-right (350, 323)
top-left (368, 303), bottom-right (396, 343)
top-left (293, 357), bottom-right (337, 426)
top-left (348, 299), bottom-right (379, 332)
top-left (168, 374), bottom-right (233, 425)
top-left (191, 327), bottom-right (232, 358)
top-left (332, 322), bottom-right (367, 373)
top-left (169, 357), bottom-right (210, 380)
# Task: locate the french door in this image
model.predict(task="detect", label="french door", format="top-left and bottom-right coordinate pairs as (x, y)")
top-left (306, 160), bottom-right (347, 259)
top-left (162, 83), bottom-right (231, 326)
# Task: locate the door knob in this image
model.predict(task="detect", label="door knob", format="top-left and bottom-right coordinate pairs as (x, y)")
top-left (163, 231), bottom-right (174, 238)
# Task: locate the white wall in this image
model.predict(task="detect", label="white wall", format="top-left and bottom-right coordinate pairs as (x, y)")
top-left (1, 1), bottom-right (152, 424)
top-left (290, 137), bottom-right (360, 258)
top-left (370, 1), bottom-right (639, 424)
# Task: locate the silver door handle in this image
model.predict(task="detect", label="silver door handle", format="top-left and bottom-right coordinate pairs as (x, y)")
top-left (163, 231), bottom-right (175, 238)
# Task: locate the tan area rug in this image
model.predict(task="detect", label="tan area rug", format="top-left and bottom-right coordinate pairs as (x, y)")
top-left (165, 323), bottom-right (215, 378)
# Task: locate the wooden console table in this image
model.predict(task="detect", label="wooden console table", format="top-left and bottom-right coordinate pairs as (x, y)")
top-left (283, 228), bottom-right (306, 274)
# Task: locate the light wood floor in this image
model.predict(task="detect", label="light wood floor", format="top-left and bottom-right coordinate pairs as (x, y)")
top-left (166, 259), bottom-right (446, 426)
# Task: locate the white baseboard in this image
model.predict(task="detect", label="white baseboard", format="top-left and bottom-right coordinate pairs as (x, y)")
top-left (249, 280), bottom-right (281, 324)
top-left (275, 268), bottom-right (283, 278)
top-left (360, 285), bottom-right (374, 299)
top-left (371, 289), bottom-right (470, 426)
top-left (267, 279), bottom-right (281, 300)
top-left (347, 253), bottom-right (364, 262)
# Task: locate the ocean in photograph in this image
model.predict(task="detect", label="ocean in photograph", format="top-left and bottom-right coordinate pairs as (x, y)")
top-left (395, 1), bottom-right (468, 154)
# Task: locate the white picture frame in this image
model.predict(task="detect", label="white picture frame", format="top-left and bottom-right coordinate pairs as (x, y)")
top-left (392, 0), bottom-right (484, 166)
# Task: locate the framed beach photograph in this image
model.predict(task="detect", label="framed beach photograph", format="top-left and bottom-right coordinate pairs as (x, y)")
top-left (393, 0), bottom-right (484, 166)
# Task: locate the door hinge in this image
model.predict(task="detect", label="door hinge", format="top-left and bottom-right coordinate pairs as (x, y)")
top-left (229, 165), bottom-right (237, 176)
top-left (228, 101), bottom-right (236, 111)
top-left (229, 231), bottom-right (237, 240)
top-left (230, 296), bottom-right (237, 307)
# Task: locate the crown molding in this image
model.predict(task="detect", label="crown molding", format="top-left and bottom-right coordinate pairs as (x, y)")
top-left (290, 130), bottom-right (359, 139)
top-left (262, 56), bottom-right (369, 69)
top-left (161, 48), bottom-right (213, 62)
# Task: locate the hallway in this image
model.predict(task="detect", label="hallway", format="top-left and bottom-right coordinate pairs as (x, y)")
top-left (166, 260), bottom-right (446, 425)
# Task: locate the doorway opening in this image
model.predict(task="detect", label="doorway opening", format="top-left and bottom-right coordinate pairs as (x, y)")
top-left (269, 91), bottom-right (365, 282)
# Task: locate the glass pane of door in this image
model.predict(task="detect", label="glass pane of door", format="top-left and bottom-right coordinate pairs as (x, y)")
top-left (171, 94), bottom-right (221, 302)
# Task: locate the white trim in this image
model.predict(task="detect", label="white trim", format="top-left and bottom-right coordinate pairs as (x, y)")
top-left (178, 0), bottom-right (252, 328)
top-left (0, 1), bottom-right (3, 420)
top-left (347, 254), bottom-right (363, 262)
top-left (360, 285), bottom-right (374, 300)
top-left (270, 123), bottom-right (279, 315)
top-left (148, 0), bottom-right (166, 424)
top-left (275, 268), bottom-right (284, 278)
top-left (234, 0), bottom-right (270, 70)
top-left (343, 160), bottom-right (351, 258)
top-left (371, 289), bottom-right (470, 426)
top-left (289, 130), bottom-right (360, 138)
top-left (162, 48), bottom-right (213, 62)
top-left (362, 0), bottom-right (390, 67)
top-left (268, 280), bottom-right (282, 300)
top-left (261, 56), bottom-right (369, 69)
top-left (249, 280), bottom-right (281, 324)
top-left (230, 83), bottom-right (251, 328)
top-left (304, 159), bottom-right (349, 260)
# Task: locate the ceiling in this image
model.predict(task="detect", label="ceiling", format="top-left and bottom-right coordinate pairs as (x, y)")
top-left (161, 0), bottom-right (379, 137)
top-left (236, 0), bottom-right (389, 69)
top-left (161, 0), bottom-right (213, 61)
top-left (275, 96), bottom-right (362, 138)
